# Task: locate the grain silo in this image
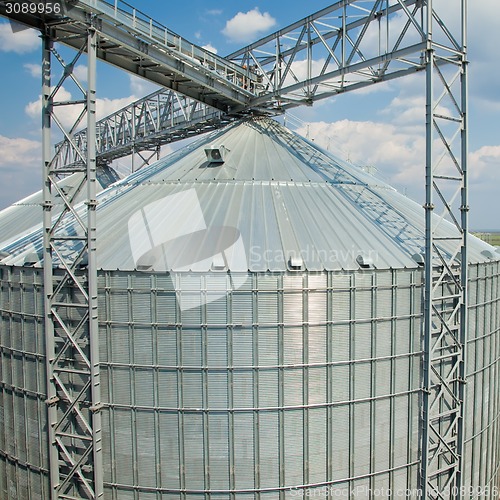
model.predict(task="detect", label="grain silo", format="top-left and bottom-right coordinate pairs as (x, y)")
top-left (1, 117), bottom-right (499, 499)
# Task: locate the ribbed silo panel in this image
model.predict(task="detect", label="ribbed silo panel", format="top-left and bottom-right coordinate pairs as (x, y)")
top-left (113, 409), bottom-right (134, 485)
top-left (182, 329), bottom-right (203, 366)
top-left (330, 406), bottom-right (350, 481)
top-left (232, 414), bottom-right (255, 490)
top-left (257, 291), bottom-right (278, 324)
top-left (135, 369), bottom-right (155, 407)
top-left (463, 261), bottom-right (500, 494)
top-left (158, 369), bottom-right (178, 408)
top-left (0, 268), bottom-right (48, 500)
top-left (232, 327), bottom-right (253, 367)
top-left (14, 396), bottom-right (27, 464)
top-left (183, 413), bottom-right (205, 490)
top-left (284, 410), bottom-right (303, 485)
top-left (182, 372), bottom-right (203, 408)
top-left (308, 407), bottom-right (327, 483)
top-left (112, 366), bottom-right (131, 405)
top-left (330, 364), bottom-right (349, 402)
top-left (258, 327), bottom-right (278, 367)
top-left (136, 411), bottom-right (157, 487)
top-left (308, 366), bottom-right (326, 405)
top-left (283, 292), bottom-right (302, 325)
top-left (353, 402), bottom-right (371, 477)
top-left (208, 372), bottom-right (229, 409)
top-left (232, 371), bottom-right (253, 408)
top-left (283, 328), bottom-right (303, 366)
top-left (132, 291), bottom-right (153, 325)
top-left (258, 370), bottom-right (278, 408)
top-left (157, 327), bottom-right (178, 365)
top-left (373, 398), bottom-right (391, 471)
top-left (354, 362), bottom-right (371, 400)
top-left (207, 329), bottom-right (228, 367)
top-left (308, 326), bottom-right (327, 364)
top-left (331, 324), bottom-right (350, 362)
top-left (208, 414), bottom-right (230, 490)
top-left (110, 288), bottom-right (129, 324)
top-left (282, 368), bottom-right (302, 407)
top-left (159, 413), bottom-right (180, 487)
top-left (258, 412), bottom-right (279, 488)
top-left (133, 326), bottom-right (154, 365)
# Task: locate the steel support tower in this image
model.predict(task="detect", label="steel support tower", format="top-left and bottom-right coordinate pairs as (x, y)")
top-left (421, 1), bottom-right (468, 498)
top-left (42, 26), bottom-right (103, 499)
top-left (0, 1), bottom-right (469, 498)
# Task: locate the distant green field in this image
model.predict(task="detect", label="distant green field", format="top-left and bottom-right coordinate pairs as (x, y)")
top-left (473, 232), bottom-right (500, 246)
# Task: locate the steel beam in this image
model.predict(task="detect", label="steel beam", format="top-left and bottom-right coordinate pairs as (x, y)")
top-left (42, 26), bottom-right (103, 500)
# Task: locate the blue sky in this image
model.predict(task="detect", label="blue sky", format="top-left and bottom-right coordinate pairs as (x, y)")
top-left (0, 0), bottom-right (499, 230)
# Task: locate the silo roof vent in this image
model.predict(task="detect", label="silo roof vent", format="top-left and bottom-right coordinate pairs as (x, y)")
top-left (23, 252), bottom-right (39, 267)
top-left (288, 255), bottom-right (303, 271)
top-left (211, 254), bottom-right (227, 271)
top-left (481, 249), bottom-right (495, 260)
top-left (204, 145), bottom-right (227, 163)
top-left (412, 253), bottom-right (425, 266)
top-left (356, 254), bottom-right (373, 269)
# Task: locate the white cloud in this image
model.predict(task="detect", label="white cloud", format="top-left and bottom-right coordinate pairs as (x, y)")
top-left (97, 95), bottom-right (140, 119)
top-left (129, 74), bottom-right (159, 97)
top-left (0, 22), bottom-right (40, 54)
top-left (207, 9), bottom-right (223, 16)
top-left (0, 135), bottom-right (41, 167)
top-left (295, 114), bottom-right (500, 229)
top-left (24, 62), bottom-right (88, 84)
top-left (222, 8), bottom-right (276, 43)
top-left (24, 63), bottom-right (42, 78)
top-left (73, 64), bottom-right (88, 83)
top-left (25, 87), bottom-right (77, 128)
top-left (25, 86), bottom-right (140, 129)
top-left (297, 119), bottom-right (425, 186)
top-left (0, 134), bottom-right (41, 209)
top-left (202, 43), bottom-right (218, 55)
top-left (470, 145), bottom-right (500, 182)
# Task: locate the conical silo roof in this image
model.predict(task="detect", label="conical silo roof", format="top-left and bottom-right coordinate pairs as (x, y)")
top-left (0, 166), bottom-right (119, 250)
top-left (0, 117), bottom-right (497, 271)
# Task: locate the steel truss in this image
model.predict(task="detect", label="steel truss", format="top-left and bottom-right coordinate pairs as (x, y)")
top-left (55, 0), bottom-right (449, 167)
top-left (42, 26), bottom-right (103, 500)
top-left (52, 88), bottom-right (233, 169)
top-left (421, 1), bottom-right (468, 498)
top-left (229, 0), bottom-right (430, 110)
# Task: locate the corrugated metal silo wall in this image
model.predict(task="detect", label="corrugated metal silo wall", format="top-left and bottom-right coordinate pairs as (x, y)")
top-left (97, 268), bottom-right (423, 499)
top-left (0, 266), bottom-right (49, 499)
top-left (1, 263), bottom-right (500, 499)
top-left (464, 261), bottom-right (500, 495)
